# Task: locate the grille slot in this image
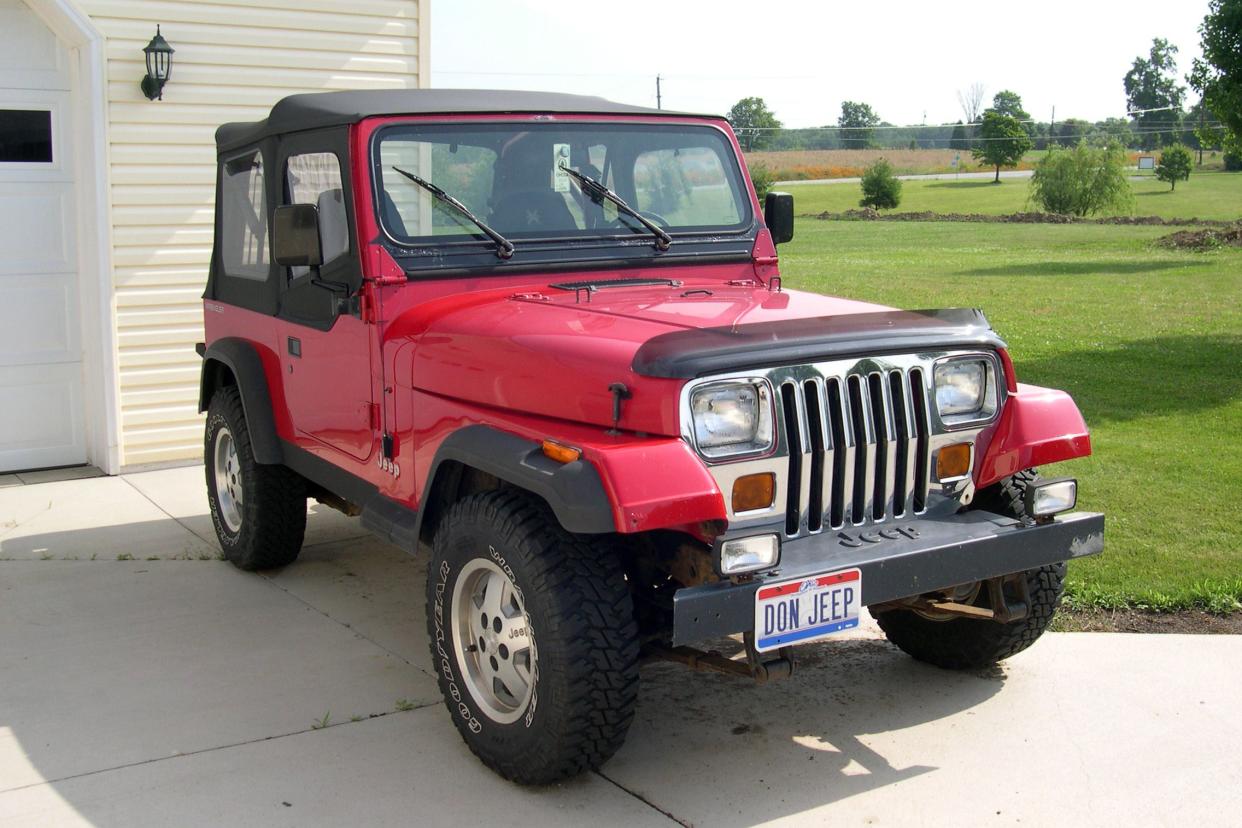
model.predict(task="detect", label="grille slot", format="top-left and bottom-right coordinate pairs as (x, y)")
top-left (889, 371), bottom-right (910, 516)
top-left (780, 383), bottom-right (802, 536)
top-left (778, 363), bottom-right (932, 537)
top-left (803, 381), bottom-right (826, 533)
top-left (910, 368), bottom-right (930, 512)
top-left (826, 378), bottom-right (848, 528)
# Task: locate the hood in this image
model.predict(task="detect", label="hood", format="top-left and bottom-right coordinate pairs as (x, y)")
top-left (390, 277), bottom-right (894, 435)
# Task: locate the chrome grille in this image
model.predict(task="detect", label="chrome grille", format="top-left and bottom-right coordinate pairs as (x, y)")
top-left (778, 366), bottom-right (932, 536)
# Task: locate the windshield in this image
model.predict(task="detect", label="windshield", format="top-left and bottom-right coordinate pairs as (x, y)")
top-left (372, 122), bottom-right (751, 246)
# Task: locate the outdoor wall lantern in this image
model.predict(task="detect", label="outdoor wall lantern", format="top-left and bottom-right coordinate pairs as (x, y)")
top-left (140, 26), bottom-right (175, 101)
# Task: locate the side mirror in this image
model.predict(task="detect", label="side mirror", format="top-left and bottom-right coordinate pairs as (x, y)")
top-left (273, 204), bottom-right (323, 267)
top-left (764, 192), bottom-right (794, 245)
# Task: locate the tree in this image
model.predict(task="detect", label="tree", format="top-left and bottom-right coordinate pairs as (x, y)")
top-left (1057, 118), bottom-right (1091, 148)
top-left (727, 97), bottom-right (782, 152)
top-left (990, 90), bottom-right (1033, 136)
top-left (1189, 0), bottom-right (1242, 153)
top-left (838, 101), bottom-right (880, 149)
top-left (1091, 118), bottom-right (1136, 148)
top-left (949, 121), bottom-right (969, 150)
top-left (859, 159), bottom-right (902, 210)
top-left (1188, 98), bottom-right (1222, 163)
top-left (1124, 38), bottom-right (1186, 150)
top-left (1155, 144), bottom-right (1193, 189)
top-left (1029, 141), bottom-right (1135, 217)
top-left (973, 111), bottom-right (1033, 182)
top-left (749, 163), bottom-right (774, 201)
top-left (957, 82), bottom-right (986, 124)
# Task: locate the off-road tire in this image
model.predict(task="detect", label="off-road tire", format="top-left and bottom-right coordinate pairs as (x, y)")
top-left (872, 469), bottom-right (1066, 670)
top-left (205, 385), bottom-right (306, 570)
top-left (426, 489), bottom-right (640, 785)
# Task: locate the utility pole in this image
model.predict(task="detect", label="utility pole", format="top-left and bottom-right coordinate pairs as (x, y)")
top-left (656, 75), bottom-right (662, 110)
top-left (1049, 105), bottom-right (1055, 149)
top-left (1198, 103), bottom-right (1205, 165)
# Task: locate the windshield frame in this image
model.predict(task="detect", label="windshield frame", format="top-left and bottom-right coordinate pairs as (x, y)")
top-left (366, 116), bottom-right (756, 255)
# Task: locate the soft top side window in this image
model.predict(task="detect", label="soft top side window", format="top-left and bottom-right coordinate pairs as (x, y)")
top-left (221, 150), bottom-right (269, 280)
top-left (285, 152), bottom-right (348, 277)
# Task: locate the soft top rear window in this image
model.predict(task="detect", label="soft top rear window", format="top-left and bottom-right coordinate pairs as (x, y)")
top-left (372, 122), bottom-right (751, 247)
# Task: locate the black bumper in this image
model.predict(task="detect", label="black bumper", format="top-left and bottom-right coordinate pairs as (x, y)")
top-left (671, 510), bottom-right (1104, 646)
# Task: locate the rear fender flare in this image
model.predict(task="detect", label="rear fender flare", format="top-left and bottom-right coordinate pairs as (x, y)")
top-left (198, 338), bottom-right (283, 465)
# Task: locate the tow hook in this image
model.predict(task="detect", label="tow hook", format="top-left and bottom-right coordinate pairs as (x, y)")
top-left (644, 632), bottom-right (796, 684)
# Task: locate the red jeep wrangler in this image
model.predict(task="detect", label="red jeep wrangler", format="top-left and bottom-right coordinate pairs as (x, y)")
top-left (198, 90), bottom-right (1103, 784)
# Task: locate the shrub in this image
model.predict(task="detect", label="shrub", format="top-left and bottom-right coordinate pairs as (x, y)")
top-left (1226, 152), bottom-right (1242, 171)
top-left (859, 159), bottom-right (902, 210)
top-left (1029, 141), bottom-right (1134, 216)
top-left (748, 163), bottom-right (774, 201)
top-left (1156, 144), bottom-right (1194, 190)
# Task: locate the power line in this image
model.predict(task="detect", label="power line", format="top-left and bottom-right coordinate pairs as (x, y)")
top-left (739, 119), bottom-right (1222, 131)
top-left (433, 69), bottom-right (816, 80)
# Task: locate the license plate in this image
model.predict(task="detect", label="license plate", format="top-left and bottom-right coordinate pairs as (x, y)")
top-left (753, 568), bottom-right (861, 652)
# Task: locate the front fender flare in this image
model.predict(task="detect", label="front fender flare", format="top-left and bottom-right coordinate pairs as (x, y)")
top-left (198, 338), bottom-right (283, 465)
top-left (420, 425), bottom-right (616, 535)
top-left (976, 382), bottom-right (1092, 489)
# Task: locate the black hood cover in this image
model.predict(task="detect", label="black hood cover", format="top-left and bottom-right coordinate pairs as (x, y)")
top-left (631, 307), bottom-right (1005, 379)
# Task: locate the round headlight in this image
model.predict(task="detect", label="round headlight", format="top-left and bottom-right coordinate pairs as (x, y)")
top-left (689, 380), bottom-right (774, 459)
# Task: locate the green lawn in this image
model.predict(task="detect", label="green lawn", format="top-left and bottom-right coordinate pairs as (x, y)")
top-left (783, 170), bottom-right (1242, 222)
top-left (778, 177), bottom-right (1242, 612)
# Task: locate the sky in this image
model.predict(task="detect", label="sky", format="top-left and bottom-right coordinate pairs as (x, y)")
top-left (430, 0), bottom-right (1211, 128)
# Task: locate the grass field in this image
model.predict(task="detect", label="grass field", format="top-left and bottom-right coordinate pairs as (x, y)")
top-left (778, 174), bottom-right (1242, 612)
top-left (783, 170), bottom-right (1242, 222)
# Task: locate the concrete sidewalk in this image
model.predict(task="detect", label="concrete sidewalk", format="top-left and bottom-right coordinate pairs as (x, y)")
top-left (2, 466), bottom-right (1240, 826)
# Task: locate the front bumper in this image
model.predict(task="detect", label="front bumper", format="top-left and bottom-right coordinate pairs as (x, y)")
top-left (671, 510), bottom-right (1104, 646)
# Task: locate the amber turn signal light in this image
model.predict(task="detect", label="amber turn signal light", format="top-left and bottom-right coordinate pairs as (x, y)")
top-left (935, 442), bottom-right (972, 481)
top-left (541, 440), bottom-right (581, 464)
top-left (732, 473), bottom-right (776, 513)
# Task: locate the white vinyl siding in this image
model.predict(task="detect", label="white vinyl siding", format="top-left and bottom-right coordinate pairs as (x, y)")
top-left (79, 0), bottom-right (425, 466)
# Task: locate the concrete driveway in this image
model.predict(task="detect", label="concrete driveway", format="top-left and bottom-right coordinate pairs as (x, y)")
top-left (2, 467), bottom-right (1240, 826)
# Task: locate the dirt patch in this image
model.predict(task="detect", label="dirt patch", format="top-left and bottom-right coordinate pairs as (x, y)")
top-left (1155, 225), bottom-right (1242, 250)
top-left (1054, 608), bottom-right (1242, 634)
top-left (814, 209), bottom-right (1235, 227)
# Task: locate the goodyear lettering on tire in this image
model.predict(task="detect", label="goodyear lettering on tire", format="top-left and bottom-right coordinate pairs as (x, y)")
top-left (434, 559), bottom-right (483, 734)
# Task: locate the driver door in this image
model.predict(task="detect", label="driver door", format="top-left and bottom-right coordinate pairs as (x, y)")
top-left (274, 143), bottom-right (376, 465)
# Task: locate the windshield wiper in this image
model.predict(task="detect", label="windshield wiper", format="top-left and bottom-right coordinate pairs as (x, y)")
top-left (558, 164), bottom-right (672, 252)
top-left (390, 166), bottom-right (514, 260)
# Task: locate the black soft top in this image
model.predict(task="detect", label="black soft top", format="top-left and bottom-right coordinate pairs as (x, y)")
top-left (215, 89), bottom-right (719, 153)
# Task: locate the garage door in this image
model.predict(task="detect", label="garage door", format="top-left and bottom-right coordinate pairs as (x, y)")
top-left (0, 0), bottom-right (86, 472)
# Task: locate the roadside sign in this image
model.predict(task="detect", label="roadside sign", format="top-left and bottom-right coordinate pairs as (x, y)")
top-left (1138, 156), bottom-right (1155, 171)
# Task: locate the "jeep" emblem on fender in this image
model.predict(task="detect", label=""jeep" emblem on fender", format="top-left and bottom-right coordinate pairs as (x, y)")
top-left (836, 525), bottom-right (920, 548)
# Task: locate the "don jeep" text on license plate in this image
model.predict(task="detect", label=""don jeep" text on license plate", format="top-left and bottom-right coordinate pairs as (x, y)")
top-left (753, 568), bottom-right (861, 652)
